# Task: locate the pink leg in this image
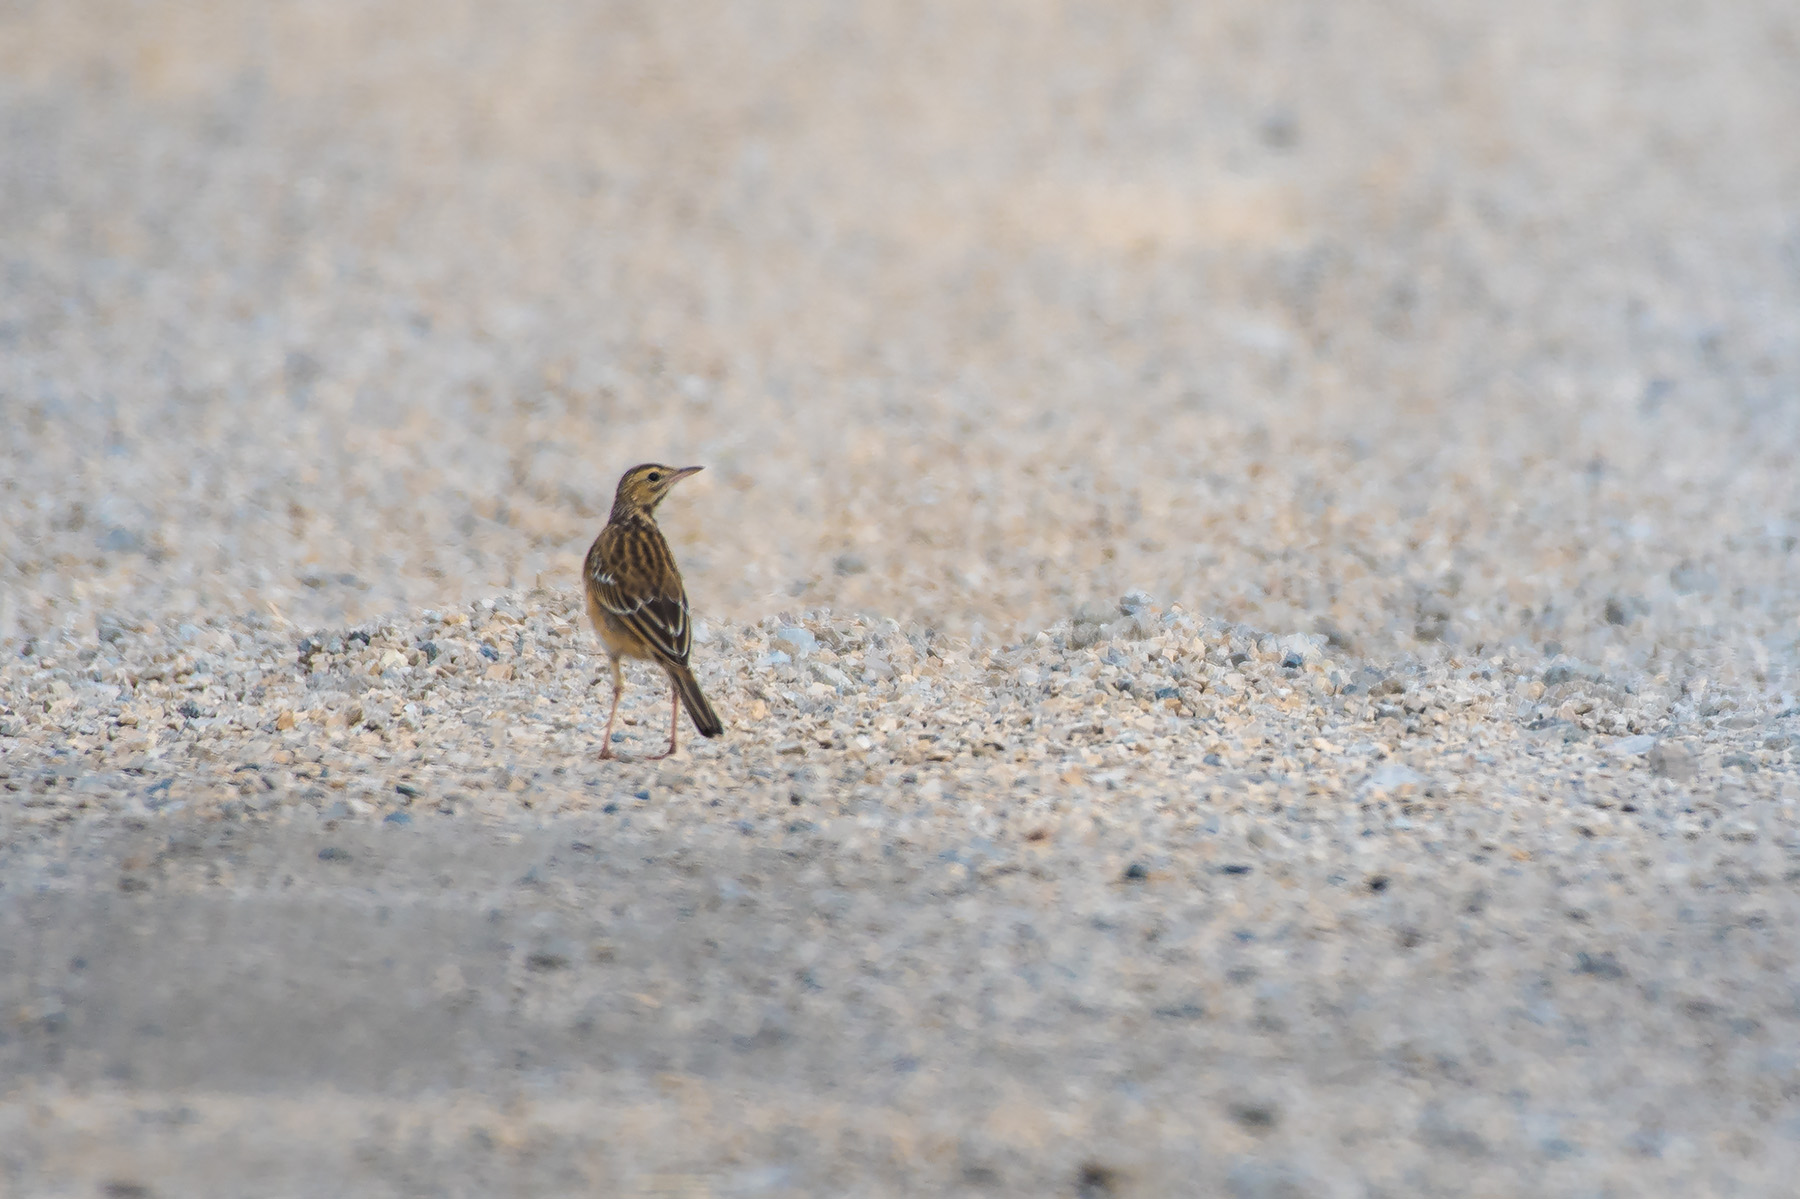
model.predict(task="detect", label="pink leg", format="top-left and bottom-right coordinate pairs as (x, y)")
top-left (651, 675), bottom-right (680, 760)
top-left (597, 660), bottom-right (623, 761)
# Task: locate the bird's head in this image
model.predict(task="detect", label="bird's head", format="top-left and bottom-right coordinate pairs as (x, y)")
top-left (611, 463), bottom-right (702, 518)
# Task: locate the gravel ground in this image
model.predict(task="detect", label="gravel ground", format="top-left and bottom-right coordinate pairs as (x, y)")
top-left (4, 1), bottom-right (1800, 1196)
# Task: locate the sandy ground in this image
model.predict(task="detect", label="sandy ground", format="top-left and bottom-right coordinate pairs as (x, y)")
top-left (3, 1), bottom-right (1800, 1195)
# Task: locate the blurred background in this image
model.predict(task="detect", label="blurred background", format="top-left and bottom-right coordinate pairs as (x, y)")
top-left (3, 0), bottom-right (1797, 688)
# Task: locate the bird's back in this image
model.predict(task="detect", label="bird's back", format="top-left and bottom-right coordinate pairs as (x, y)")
top-left (585, 512), bottom-right (693, 666)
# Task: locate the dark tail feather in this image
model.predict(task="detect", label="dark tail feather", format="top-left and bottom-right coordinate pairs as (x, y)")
top-left (670, 664), bottom-right (724, 737)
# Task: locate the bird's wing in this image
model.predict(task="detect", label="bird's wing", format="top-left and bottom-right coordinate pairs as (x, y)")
top-left (587, 523), bottom-right (693, 664)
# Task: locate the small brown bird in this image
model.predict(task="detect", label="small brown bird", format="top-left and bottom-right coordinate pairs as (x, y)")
top-left (583, 463), bottom-right (724, 760)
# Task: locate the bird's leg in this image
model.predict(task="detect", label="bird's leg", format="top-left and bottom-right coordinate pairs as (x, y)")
top-left (651, 672), bottom-right (680, 760)
top-left (598, 659), bottom-right (624, 761)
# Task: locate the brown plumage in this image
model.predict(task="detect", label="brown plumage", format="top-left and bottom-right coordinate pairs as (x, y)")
top-left (583, 463), bottom-right (724, 760)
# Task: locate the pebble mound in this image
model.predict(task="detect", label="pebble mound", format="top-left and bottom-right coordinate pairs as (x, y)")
top-left (5, 589), bottom-right (1793, 843)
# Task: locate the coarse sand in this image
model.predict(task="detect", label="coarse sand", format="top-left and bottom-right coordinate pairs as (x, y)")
top-left (3, 2), bottom-right (1800, 1195)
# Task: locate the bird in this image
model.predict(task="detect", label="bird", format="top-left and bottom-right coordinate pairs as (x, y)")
top-left (582, 463), bottom-right (724, 760)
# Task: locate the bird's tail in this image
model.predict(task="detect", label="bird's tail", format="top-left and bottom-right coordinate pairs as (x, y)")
top-left (669, 664), bottom-right (724, 737)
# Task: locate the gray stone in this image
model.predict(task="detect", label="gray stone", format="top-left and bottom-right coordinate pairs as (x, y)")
top-left (99, 527), bottom-right (145, 554)
top-left (809, 661), bottom-right (852, 689)
top-left (1361, 763), bottom-right (1425, 795)
top-left (1646, 741), bottom-right (1696, 781)
top-left (772, 627), bottom-right (816, 658)
top-left (1277, 633), bottom-right (1325, 666)
top-left (1542, 656), bottom-right (1602, 686)
top-left (1118, 590), bottom-right (1156, 616)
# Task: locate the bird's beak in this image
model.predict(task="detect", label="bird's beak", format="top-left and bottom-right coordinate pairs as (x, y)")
top-left (672, 465), bottom-right (704, 481)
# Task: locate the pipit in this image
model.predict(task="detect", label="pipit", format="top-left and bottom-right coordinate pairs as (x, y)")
top-left (583, 463), bottom-right (724, 760)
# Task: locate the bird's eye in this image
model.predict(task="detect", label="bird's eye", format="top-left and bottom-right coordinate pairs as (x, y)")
top-left (647, 471), bottom-right (663, 482)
